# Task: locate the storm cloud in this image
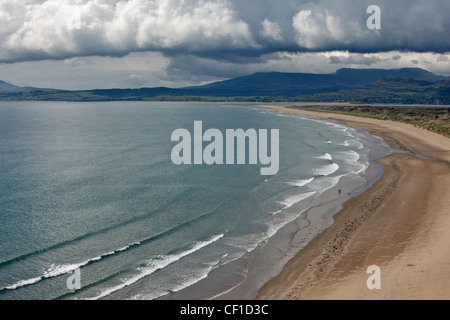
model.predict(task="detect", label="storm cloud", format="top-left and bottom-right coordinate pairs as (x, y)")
top-left (0, 0), bottom-right (449, 89)
top-left (1, 0), bottom-right (449, 63)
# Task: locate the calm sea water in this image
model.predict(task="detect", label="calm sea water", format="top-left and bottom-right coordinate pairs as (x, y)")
top-left (0, 102), bottom-right (390, 300)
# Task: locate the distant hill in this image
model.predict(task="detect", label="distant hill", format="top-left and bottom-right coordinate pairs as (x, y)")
top-left (0, 80), bottom-right (64, 94)
top-left (1, 68), bottom-right (450, 104)
top-left (184, 68), bottom-right (450, 96)
top-left (0, 80), bottom-right (22, 92)
top-left (297, 78), bottom-right (450, 105)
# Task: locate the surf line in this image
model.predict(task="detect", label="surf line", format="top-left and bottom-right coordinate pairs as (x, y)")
top-left (171, 121), bottom-right (279, 176)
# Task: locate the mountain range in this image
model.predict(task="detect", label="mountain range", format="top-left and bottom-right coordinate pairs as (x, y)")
top-left (1, 68), bottom-right (450, 104)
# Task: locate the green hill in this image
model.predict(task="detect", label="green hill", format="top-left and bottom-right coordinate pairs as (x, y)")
top-left (299, 78), bottom-right (450, 104)
top-left (184, 68), bottom-right (449, 96)
top-left (0, 80), bottom-right (22, 92)
top-left (1, 68), bottom-right (450, 104)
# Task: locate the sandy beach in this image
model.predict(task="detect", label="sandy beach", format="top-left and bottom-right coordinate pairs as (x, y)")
top-left (255, 105), bottom-right (450, 300)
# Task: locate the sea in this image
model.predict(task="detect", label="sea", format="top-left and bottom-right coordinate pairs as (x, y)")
top-left (0, 101), bottom-right (391, 300)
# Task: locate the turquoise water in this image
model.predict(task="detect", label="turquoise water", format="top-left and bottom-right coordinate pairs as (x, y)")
top-left (0, 102), bottom-right (390, 300)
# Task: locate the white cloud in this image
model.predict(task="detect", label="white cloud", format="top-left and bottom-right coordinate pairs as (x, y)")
top-left (107, 0), bottom-right (256, 51)
top-left (291, 6), bottom-right (368, 50)
top-left (0, 0), bottom-right (256, 62)
top-left (0, 0), bottom-right (27, 39)
top-left (261, 19), bottom-right (283, 42)
top-left (2, 0), bottom-right (450, 65)
top-left (1, 0), bottom-right (450, 89)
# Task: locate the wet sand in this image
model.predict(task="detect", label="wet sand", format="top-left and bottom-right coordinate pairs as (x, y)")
top-left (255, 105), bottom-right (450, 300)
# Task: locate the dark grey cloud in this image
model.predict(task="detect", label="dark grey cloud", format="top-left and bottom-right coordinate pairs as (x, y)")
top-left (1, 0), bottom-right (449, 65)
top-left (1, 0), bottom-right (449, 89)
top-left (329, 55), bottom-right (381, 66)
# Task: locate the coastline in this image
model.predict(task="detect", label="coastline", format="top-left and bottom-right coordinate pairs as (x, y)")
top-left (255, 105), bottom-right (450, 300)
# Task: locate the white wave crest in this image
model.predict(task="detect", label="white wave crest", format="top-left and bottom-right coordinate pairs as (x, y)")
top-left (277, 191), bottom-right (316, 210)
top-left (317, 153), bottom-right (333, 161)
top-left (348, 139), bottom-right (364, 149)
top-left (89, 234), bottom-right (224, 300)
top-left (287, 177), bottom-right (314, 187)
top-left (313, 163), bottom-right (339, 176)
top-left (336, 150), bottom-right (360, 162)
top-left (335, 150), bottom-right (367, 174)
top-left (5, 276), bottom-right (42, 290)
top-left (313, 175), bottom-right (345, 194)
top-left (3, 241), bottom-right (141, 291)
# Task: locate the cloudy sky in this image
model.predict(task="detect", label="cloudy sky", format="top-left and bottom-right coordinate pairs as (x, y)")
top-left (1, 0), bottom-right (449, 90)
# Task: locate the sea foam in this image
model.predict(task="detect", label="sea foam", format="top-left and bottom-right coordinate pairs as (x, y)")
top-left (90, 234), bottom-right (224, 300)
top-left (313, 163), bottom-right (340, 176)
top-left (317, 153), bottom-right (333, 161)
top-left (287, 177), bottom-right (314, 187)
top-left (277, 191), bottom-right (316, 210)
top-left (3, 241), bottom-right (141, 291)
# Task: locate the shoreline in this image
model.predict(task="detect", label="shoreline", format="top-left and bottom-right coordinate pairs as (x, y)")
top-left (255, 105), bottom-right (450, 300)
top-left (154, 104), bottom-right (388, 301)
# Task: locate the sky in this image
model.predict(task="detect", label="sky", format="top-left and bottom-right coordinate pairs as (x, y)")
top-left (0, 0), bottom-right (449, 90)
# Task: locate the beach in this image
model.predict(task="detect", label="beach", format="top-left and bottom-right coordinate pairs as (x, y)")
top-left (255, 105), bottom-right (450, 300)
top-left (1, 102), bottom-right (448, 300)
